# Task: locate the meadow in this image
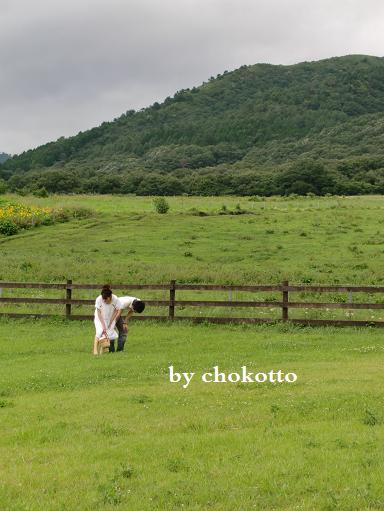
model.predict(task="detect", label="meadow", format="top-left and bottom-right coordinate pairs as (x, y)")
top-left (1, 194), bottom-right (384, 510)
top-left (1, 194), bottom-right (384, 321)
top-left (1, 193), bottom-right (383, 285)
top-left (0, 319), bottom-right (383, 511)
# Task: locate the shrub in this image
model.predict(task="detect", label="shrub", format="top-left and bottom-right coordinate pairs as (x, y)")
top-left (0, 219), bottom-right (19, 236)
top-left (230, 204), bottom-right (247, 215)
top-left (63, 207), bottom-right (93, 219)
top-left (50, 207), bottom-right (92, 223)
top-left (153, 197), bottom-right (170, 214)
top-left (51, 209), bottom-right (71, 223)
top-left (75, 207), bottom-right (93, 219)
top-left (189, 208), bottom-right (209, 216)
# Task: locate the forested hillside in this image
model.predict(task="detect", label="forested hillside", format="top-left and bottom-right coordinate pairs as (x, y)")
top-left (2, 54), bottom-right (384, 195)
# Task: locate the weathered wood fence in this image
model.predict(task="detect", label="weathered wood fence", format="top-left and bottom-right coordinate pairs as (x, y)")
top-left (1, 280), bottom-right (384, 327)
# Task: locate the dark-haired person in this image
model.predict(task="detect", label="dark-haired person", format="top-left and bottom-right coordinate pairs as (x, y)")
top-left (109, 296), bottom-right (146, 352)
top-left (93, 285), bottom-right (122, 355)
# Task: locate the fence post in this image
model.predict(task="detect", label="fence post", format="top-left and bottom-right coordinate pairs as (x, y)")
top-left (66, 279), bottom-right (72, 318)
top-left (169, 280), bottom-right (176, 320)
top-left (282, 280), bottom-right (289, 321)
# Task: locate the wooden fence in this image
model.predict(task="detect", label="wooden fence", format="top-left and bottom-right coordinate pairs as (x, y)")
top-left (1, 280), bottom-right (384, 327)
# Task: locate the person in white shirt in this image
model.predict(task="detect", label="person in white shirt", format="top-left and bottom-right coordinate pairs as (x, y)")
top-left (109, 296), bottom-right (145, 352)
top-left (93, 285), bottom-right (122, 355)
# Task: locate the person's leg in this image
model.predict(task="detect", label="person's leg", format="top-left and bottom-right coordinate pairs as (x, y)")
top-left (93, 336), bottom-right (99, 355)
top-left (116, 316), bottom-right (127, 351)
top-left (109, 339), bottom-right (115, 353)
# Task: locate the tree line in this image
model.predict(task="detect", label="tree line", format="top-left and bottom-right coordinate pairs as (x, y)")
top-left (2, 159), bottom-right (384, 197)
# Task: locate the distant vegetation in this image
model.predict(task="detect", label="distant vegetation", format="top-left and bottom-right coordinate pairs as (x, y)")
top-left (2, 55), bottom-right (384, 195)
top-left (0, 152), bottom-right (10, 164)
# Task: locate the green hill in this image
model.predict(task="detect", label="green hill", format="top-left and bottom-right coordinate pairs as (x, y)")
top-left (2, 54), bottom-right (384, 195)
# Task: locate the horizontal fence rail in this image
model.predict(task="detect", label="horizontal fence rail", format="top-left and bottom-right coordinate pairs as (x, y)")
top-left (1, 280), bottom-right (384, 327)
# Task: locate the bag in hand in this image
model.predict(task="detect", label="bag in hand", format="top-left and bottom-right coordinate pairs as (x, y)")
top-left (98, 337), bottom-right (111, 349)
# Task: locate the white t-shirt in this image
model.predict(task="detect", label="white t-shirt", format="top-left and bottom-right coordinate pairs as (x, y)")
top-left (118, 296), bottom-right (137, 310)
top-left (94, 294), bottom-right (122, 323)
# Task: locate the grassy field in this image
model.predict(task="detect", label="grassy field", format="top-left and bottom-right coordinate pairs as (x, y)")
top-left (1, 193), bottom-right (384, 285)
top-left (1, 194), bottom-right (384, 321)
top-left (1, 194), bottom-right (384, 509)
top-left (0, 318), bottom-right (383, 511)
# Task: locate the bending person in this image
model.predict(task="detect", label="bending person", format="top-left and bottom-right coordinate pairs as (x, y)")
top-left (93, 285), bottom-right (122, 355)
top-left (110, 296), bottom-right (145, 352)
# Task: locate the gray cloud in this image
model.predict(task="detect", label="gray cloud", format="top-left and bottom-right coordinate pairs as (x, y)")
top-left (1, 0), bottom-right (383, 154)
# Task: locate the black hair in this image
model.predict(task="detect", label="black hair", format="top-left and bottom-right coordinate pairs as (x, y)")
top-left (101, 284), bottom-right (112, 299)
top-left (132, 299), bottom-right (145, 313)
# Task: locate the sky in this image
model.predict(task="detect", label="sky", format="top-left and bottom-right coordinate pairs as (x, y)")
top-left (1, 0), bottom-right (384, 155)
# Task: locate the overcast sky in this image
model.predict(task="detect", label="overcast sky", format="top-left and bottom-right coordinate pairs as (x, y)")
top-left (1, 0), bottom-right (383, 154)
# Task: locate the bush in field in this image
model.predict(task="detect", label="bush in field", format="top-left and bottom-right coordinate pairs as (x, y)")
top-left (153, 197), bottom-right (170, 214)
top-left (69, 207), bottom-right (93, 219)
top-left (51, 207), bottom-right (93, 223)
top-left (0, 219), bottom-right (19, 236)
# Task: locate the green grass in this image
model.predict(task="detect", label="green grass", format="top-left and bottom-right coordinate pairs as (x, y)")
top-left (0, 319), bottom-right (383, 510)
top-left (1, 194), bottom-right (384, 286)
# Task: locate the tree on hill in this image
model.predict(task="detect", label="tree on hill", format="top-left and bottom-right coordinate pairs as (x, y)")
top-left (276, 160), bottom-right (335, 195)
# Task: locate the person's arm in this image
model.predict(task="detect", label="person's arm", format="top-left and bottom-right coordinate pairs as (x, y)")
top-left (97, 308), bottom-right (107, 335)
top-left (122, 298), bottom-right (136, 331)
top-left (109, 308), bottom-right (121, 328)
top-left (123, 309), bottom-right (134, 328)
top-left (108, 297), bottom-right (123, 328)
top-left (121, 310), bottom-right (134, 332)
